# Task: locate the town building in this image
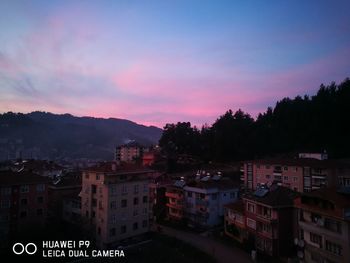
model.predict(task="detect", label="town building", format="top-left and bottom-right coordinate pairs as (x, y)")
top-left (225, 185), bottom-right (297, 258)
top-left (165, 174), bottom-right (240, 228)
top-left (48, 174), bottom-right (81, 222)
top-left (0, 171), bottom-right (49, 244)
top-left (294, 187), bottom-right (350, 263)
top-left (243, 158), bottom-right (349, 193)
top-left (115, 141), bottom-right (144, 163)
top-left (80, 162), bottom-right (155, 248)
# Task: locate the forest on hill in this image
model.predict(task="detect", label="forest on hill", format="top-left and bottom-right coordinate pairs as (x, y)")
top-left (159, 78), bottom-right (350, 161)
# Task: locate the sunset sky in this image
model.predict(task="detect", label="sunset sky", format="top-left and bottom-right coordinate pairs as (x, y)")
top-left (0, 0), bottom-right (349, 128)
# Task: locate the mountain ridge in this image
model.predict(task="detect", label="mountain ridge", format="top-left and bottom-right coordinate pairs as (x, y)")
top-left (0, 111), bottom-right (162, 160)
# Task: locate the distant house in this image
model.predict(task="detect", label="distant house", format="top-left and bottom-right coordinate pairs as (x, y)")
top-left (225, 185), bottom-right (297, 258)
top-left (115, 141), bottom-right (144, 163)
top-left (294, 187), bottom-right (350, 263)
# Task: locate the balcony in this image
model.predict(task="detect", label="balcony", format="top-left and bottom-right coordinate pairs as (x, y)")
top-left (166, 202), bottom-right (184, 210)
top-left (165, 192), bottom-right (183, 199)
top-left (195, 198), bottom-right (209, 206)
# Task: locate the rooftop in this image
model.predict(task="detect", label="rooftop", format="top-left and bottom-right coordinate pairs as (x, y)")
top-left (85, 162), bottom-right (154, 174)
top-left (243, 185), bottom-right (297, 207)
top-left (251, 158), bottom-right (349, 169)
top-left (0, 170), bottom-right (50, 185)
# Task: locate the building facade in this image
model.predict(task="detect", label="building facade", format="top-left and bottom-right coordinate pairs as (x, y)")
top-left (0, 171), bottom-right (49, 243)
top-left (115, 141), bottom-right (144, 163)
top-left (165, 176), bottom-right (239, 228)
top-left (243, 158), bottom-right (348, 193)
top-left (80, 163), bottom-right (155, 248)
top-left (294, 188), bottom-right (350, 263)
top-left (225, 185), bottom-right (297, 258)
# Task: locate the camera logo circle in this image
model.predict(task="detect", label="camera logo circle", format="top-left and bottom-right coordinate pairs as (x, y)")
top-left (12, 243), bottom-right (37, 255)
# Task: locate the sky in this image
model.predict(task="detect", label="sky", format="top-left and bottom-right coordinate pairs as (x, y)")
top-left (0, 0), bottom-right (349, 128)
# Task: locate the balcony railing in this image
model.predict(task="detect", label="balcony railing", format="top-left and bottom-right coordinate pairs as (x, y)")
top-left (195, 198), bottom-right (209, 206)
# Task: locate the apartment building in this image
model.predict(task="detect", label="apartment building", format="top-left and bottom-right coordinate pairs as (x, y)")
top-left (165, 181), bottom-right (186, 222)
top-left (225, 185), bottom-right (297, 258)
top-left (243, 158), bottom-right (349, 192)
top-left (294, 188), bottom-right (350, 263)
top-left (80, 162), bottom-right (155, 248)
top-left (165, 175), bottom-right (239, 228)
top-left (0, 171), bottom-right (49, 243)
top-left (115, 141), bottom-right (144, 163)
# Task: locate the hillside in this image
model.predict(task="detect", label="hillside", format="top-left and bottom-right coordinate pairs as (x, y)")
top-left (0, 111), bottom-right (162, 160)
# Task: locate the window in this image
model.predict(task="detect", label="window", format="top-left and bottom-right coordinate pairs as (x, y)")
top-left (325, 240), bottom-right (342, 256)
top-left (133, 222), bottom-right (138, 230)
top-left (20, 211), bottom-right (27, 218)
top-left (121, 199), bottom-right (127, 208)
top-left (122, 185), bottom-right (128, 194)
top-left (110, 228), bottom-right (116, 237)
top-left (143, 184), bottom-right (148, 192)
top-left (21, 198), bottom-right (27, 205)
top-left (121, 225), bottom-right (127, 234)
top-left (111, 214), bottom-right (117, 224)
top-left (91, 184), bottom-right (97, 194)
top-left (143, 196), bottom-right (148, 203)
top-left (92, 211), bottom-right (96, 218)
top-left (325, 218), bottom-right (342, 233)
top-left (92, 198), bottom-right (97, 207)
top-left (247, 218), bottom-right (256, 229)
top-left (133, 209), bottom-right (138, 216)
top-left (212, 193), bottom-right (217, 200)
top-left (143, 208), bottom-right (148, 215)
top-left (20, 185), bottom-right (29, 193)
top-left (283, 176), bottom-right (288, 181)
top-left (97, 227), bottom-right (101, 235)
top-left (37, 196), bottom-right (44, 203)
top-left (96, 174), bottom-right (100, 180)
top-left (36, 183), bottom-right (45, 192)
top-left (300, 229), bottom-right (304, 240)
top-left (85, 173), bottom-right (89, 179)
top-left (110, 185), bottom-right (117, 195)
top-left (110, 201), bottom-right (117, 209)
top-left (1, 187), bottom-right (11, 195)
top-left (293, 177), bottom-right (298, 182)
top-left (294, 167), bottom-right (298, 172)
top-left (262, 206), bottom-right (271, 218)
top-left (310, 232), bottom-right (322, 248)
top-left (134, 185), bottom-right (139, 194)
top-left (283, 166), bottom-right (288, 171)
top-left (187, 192), bottom-right (193, 198)
top-left (0, 199), bottom-right (10, 208)
top-left (142, 220), bottom-right (148, 228)
top-left (134, 197), bottom-right (139, 205)
top-left (266, 174), bottom-right (271, 179)
top-left (247, 203), bottom-right (255, 213)
top-left (37, 209), bottom-right (43, 215)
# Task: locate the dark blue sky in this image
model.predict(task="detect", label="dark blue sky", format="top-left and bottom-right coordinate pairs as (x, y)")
top-left (0, 0), bottom-right (349, 127)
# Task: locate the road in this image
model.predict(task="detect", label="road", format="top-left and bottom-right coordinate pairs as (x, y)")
top-left (157, 225), bottom-right (253, 263)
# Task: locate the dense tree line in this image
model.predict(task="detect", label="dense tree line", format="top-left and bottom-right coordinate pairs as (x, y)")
top-left (159, 78), bottom-right (350, 161)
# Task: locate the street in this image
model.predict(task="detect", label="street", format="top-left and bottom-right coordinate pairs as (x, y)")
top-left (157, 225), bottom-right (253, 263)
